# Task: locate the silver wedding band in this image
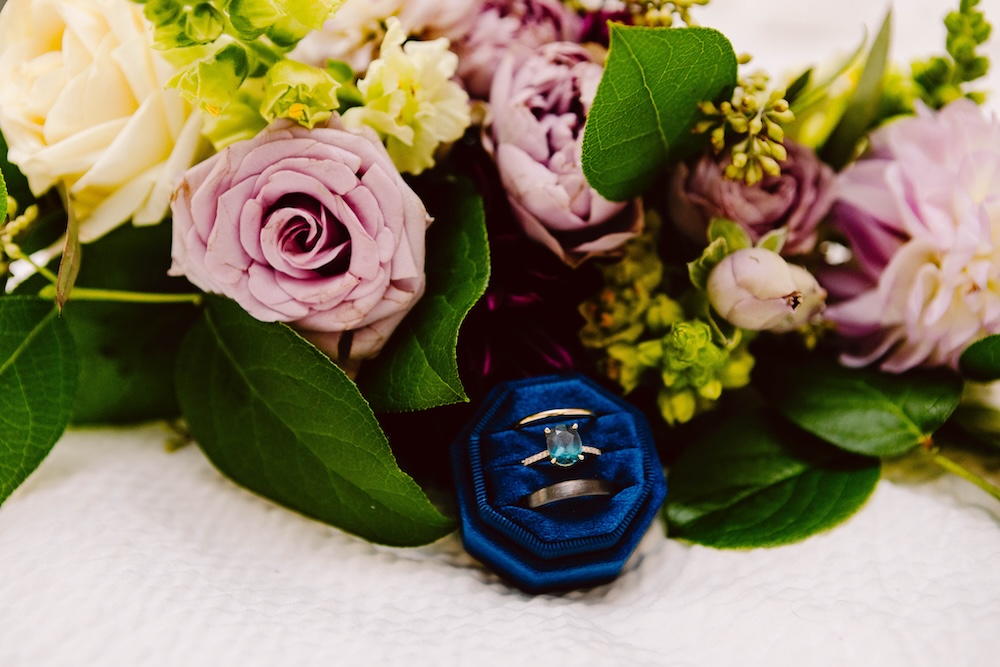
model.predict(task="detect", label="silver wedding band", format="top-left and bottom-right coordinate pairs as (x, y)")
top-left (522, 479), bottom-right (617, 509)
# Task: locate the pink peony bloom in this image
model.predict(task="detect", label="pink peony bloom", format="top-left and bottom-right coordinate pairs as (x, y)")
top-left (668, 140), bottom-right (834, 255)
top-left (486, 41), bottom-right (641, 267)
top-left (455, 0), bottom-right (584, 99)
top-left (169, 117), bottom-right (431, 375)
top-left (825, 99), bottom-right (1000, 372)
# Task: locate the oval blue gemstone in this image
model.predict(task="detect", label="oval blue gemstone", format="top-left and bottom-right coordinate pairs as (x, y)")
top-left (546, 424), bottom-right (583, 466)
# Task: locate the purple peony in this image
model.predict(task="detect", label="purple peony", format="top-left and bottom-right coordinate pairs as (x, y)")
top-left (169, 117), bottom-right (431, 375)
top-left (454, 0), bottom-right (584, 99)
top-left (668, 140), bottom-right (834, 255)
top-left (486, 41), bottom-right (642, 267)
top-left (824, 99), bottom-right (1000, 372)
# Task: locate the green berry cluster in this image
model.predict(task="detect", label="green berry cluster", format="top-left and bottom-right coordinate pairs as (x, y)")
top-left (579, 213), bottom-right (754, 425)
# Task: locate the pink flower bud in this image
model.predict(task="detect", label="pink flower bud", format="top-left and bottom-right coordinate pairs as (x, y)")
top-left (707, 248), bottom-right (803, 331)
top-left (770, 264), bottom-right (827, 332)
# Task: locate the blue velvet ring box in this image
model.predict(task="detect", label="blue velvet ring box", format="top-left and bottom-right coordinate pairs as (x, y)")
top-left (451, 373), bottom-right (668, 593)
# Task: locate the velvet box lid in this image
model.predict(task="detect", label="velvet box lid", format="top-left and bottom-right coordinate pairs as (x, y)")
top-left (451, 374), bottom-right (668, 592)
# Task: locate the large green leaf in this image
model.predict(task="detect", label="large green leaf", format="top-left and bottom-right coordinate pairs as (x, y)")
top-left (759, 358), bottom-right (962, 457)
top-left (666, 410), bottom-right (880, 548)
top-left (0, 296), bottom-right (78, 505)
top-left (581, 25), bottom-right (738, 202)
top-left (175, 296), bottom-right (454, 546)
top-left (959, 334), bottom-right (1000, 381)
top-left (357, 177), bottom-right (489, 411)
top-left (62, 223), bottom-right (199, 424)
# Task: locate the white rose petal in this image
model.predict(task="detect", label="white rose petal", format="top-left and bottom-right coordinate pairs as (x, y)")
top-left (0, 0), bottom-right (206, 241)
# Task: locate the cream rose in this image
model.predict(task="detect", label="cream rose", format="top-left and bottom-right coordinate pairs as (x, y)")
top-left (0, 0), bottom-right (205, 242)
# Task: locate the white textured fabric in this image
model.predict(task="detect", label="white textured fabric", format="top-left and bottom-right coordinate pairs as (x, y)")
top-left (2, 426), bottom-right (999, 666)
top-left (3, 1), bottom-right (1000, 665)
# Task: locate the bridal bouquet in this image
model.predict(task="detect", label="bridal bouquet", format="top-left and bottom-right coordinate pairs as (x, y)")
top-left (1, 0), bottom-right (998, 562)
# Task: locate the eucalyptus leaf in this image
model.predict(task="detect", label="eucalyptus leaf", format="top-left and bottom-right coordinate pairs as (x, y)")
top-left (665, 410), bottom-right (880, 548)
top-left (175, 296), bottom-right (454, 546)
top-left (358, 177), bottom-right (489, 412)
top-left (959, 334), bottom-right (1000, 381)
top-left (758, 357), bottom-right (962, 457)
top-left (821, 11), bottom-right (892, 169)
top-left (0, 296), bottom-right (78, 505)
top-left (582, 25), bottom-right (738, 201)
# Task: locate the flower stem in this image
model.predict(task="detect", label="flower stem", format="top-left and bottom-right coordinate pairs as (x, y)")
top-left (928, 447), bottom-right (1000, 503)
top-left (37, 284), bottom-right (203, 306)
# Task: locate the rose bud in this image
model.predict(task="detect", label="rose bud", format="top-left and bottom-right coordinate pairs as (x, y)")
top-left (668, 140), bottom-right (834, 256)
top-left (707, 247), bottom-right (804, 331)
top-left (770, 264), bottom-right (827, 333)
top-left (169, 117), bottom-right (431, 376)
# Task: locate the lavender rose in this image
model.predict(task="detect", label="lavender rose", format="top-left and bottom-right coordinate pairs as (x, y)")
top-left (668, 140), bottom-right (834, 255)
top-left (455, 0), bottom-right (584, 99)
top-left (824, 100), bottom-right (1000, 372)
top-left (170, 117), bottom-right (431, 374)
top-left (486, 42), bottom-right (642, 267)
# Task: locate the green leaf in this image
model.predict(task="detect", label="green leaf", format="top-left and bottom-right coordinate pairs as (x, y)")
top-left (784, 68), bottom-right (812, 105)
top-left (358, 177), bottom-right (489, 412)
top-left (0, 168), bottom-right (7, 223)
top-left (758, 357), bottom-right (962, 457)
top-left (665, 410), bottom-right (880, 548)
top-left (54, 187), bottom-right (81, 312)
top-left (62, 223), bottom-right (198, 424)
top-left (0, 130), bottom-right (34, 212)
top-left (0, 296), bottom-right (78, 505)
top-left (708, 217), bottom-right (751, 251)
top-left (959, 334), bottom-right (1000, 381)
top-left (582, 25), bottom-right (738, 201)
top-left (687, 236), bottom-right (727, 290)
top-left (821, 11), bottom-right (892, 169)
top-left (175, 296), bottom-right (454, 546)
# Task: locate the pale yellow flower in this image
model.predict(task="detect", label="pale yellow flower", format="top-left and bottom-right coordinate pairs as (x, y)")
top-left (342, 18), bottom-right (470, 175)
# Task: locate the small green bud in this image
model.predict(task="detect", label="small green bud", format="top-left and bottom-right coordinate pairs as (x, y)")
top-left (286, 0), bottom-right (345, 31)
top-left (170, 43), bottom-right (251, 115)
top-left (228, 0), bottom-right (283, 40)
top-left (144, 0), bottom-right (183, 27)
top-left (185, 4), bottom-right (225, 45)
top-left (261, 60), bottom-right (340, 127)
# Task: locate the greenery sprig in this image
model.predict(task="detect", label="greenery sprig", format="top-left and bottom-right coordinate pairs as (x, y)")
top-left (911, 0), bottom-right (992, 108)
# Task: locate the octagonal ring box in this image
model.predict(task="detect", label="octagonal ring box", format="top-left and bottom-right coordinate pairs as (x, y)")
top-left (450, 373), bottom-right (667, 593)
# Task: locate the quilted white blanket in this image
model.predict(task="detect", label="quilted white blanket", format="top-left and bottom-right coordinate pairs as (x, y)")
top-left (3, 1), bottom-right (1000, 665)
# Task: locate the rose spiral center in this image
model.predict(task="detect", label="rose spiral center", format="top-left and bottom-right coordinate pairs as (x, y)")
top-left (264, 194), bottom-right (352, 277)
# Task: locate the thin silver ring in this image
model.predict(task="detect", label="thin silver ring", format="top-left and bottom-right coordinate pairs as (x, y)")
top-left (522, 479), bottom-right (617, 509)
